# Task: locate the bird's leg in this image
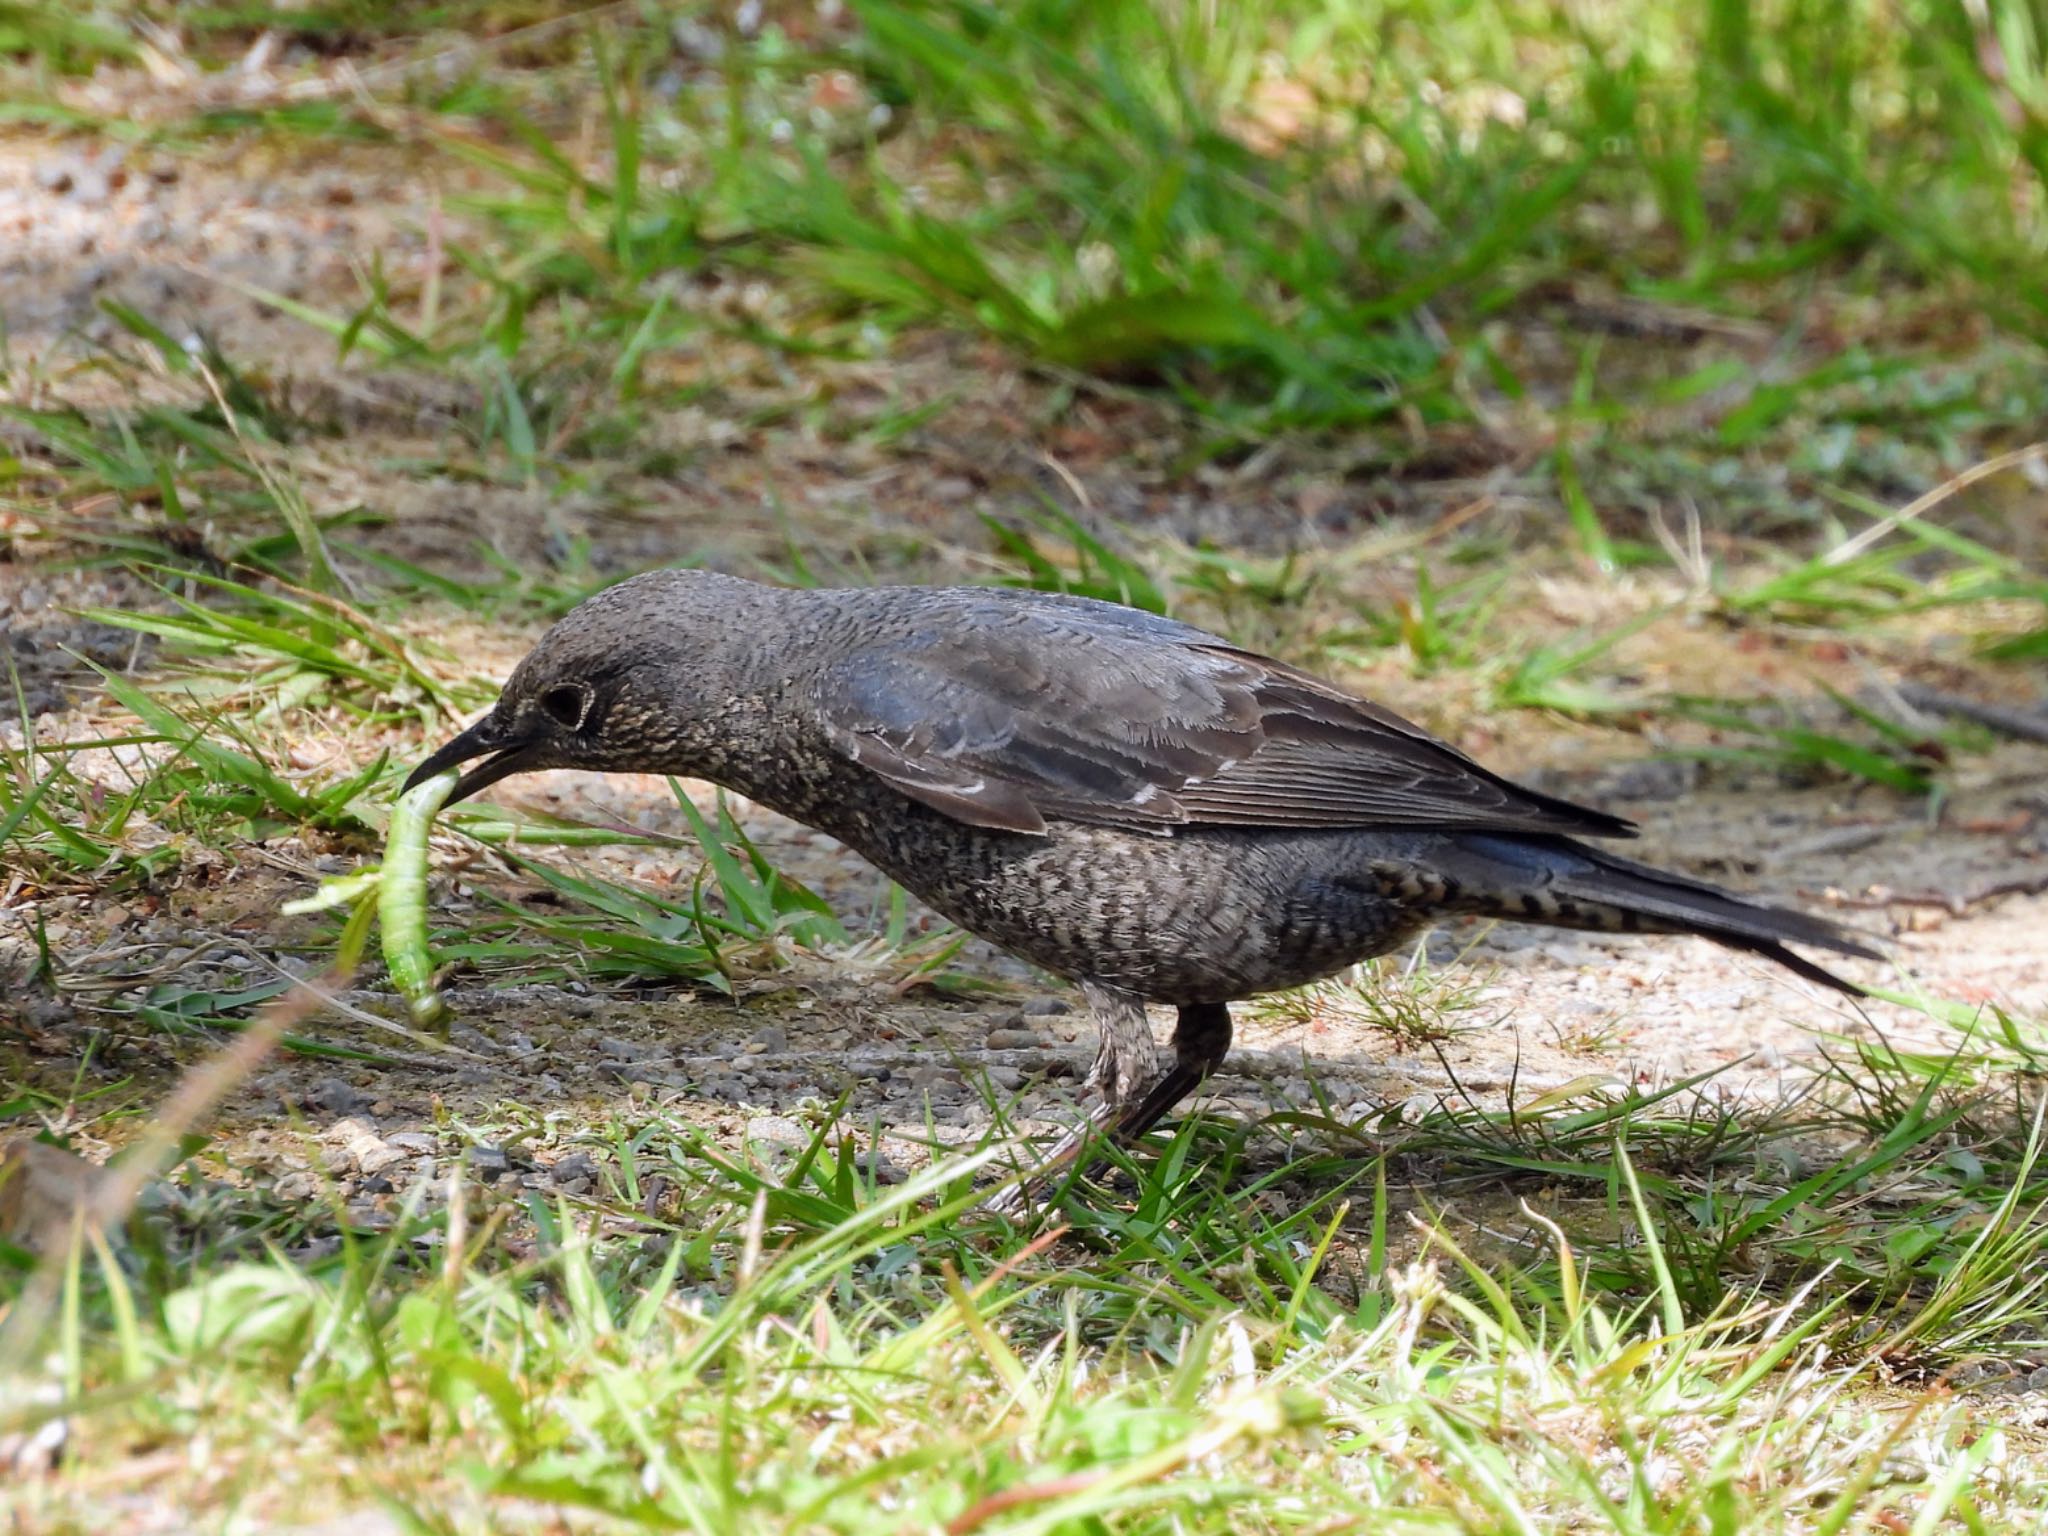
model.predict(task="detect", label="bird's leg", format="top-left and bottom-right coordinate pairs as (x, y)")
top-left (1112, 1001), bottom-right (1232, 1143)
top-left (983, 983), bottom-right (1153, 1212)
top-left (1082, 981), bottom-right (1162, 1111)
top-left (984, 993), bottom-right (1233, 1215)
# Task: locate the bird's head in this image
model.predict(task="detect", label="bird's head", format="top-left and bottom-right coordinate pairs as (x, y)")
top-left (404, 568), bottom-right (773, 804)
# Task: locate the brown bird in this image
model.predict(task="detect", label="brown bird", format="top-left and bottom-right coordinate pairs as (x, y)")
top-left (409, 570), bottom-right (1878, 1204)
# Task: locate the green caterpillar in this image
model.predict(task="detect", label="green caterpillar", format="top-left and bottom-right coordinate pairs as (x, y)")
top-left (378, 769), bottom-right (457, 1032)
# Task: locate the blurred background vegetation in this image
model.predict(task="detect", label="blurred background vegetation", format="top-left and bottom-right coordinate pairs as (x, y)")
top-left (10, 0), bottom-right (2048, 524)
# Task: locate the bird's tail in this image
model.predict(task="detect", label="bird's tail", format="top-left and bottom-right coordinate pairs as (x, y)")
top-left (1408, 833), bottom-right (1882, 994)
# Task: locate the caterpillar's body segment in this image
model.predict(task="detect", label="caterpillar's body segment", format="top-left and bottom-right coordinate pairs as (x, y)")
top-left (380, 769), bottom-right (457, 1032)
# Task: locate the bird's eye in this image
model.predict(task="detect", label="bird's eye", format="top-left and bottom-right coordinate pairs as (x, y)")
top-left (539, 683), bottom-right (594, 732)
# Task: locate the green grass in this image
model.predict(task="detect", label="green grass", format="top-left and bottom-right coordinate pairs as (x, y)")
top-left (13, 2), bottom-right (2048, 554)
top-left (10, 1012), bottom-right (2048, 1529)
top-left (19, 0), bottom-right (2042, 504)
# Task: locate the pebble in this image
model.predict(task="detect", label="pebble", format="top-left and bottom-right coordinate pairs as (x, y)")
top-left (1021, 995), bottom-right (1070, 1016)
top-left (551, 1153), bottom-right (598, 1187)
top-left (746, 1115), bottom-right (808, 1147)
top-left (24, 999), bottom-right (69, 1030)
top-left (322, 1118), bottom-right (407, 1176)
top-left (305, 1077), bottom-right (366, 1117)
top-left (469, 1147), bottom-right (511, 1181)
top-left (355, 1139), bottom-right (409, 1177)
top-left (0, 1384), bottom-right (68, 1477)
top-left (859, 1150), bottom-right (906, 1185)
top-left (985, 1028), bottom-right (1039, 1050)
top-left (747, 1025), bottom-right (787, 1053)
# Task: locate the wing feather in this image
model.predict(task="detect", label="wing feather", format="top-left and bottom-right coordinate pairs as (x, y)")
top-left (815, 593), bottom-right (1634, 840)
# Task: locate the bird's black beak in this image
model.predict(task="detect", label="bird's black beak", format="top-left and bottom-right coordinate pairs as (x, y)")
top-left (404, 714), bottom-right (541, 804)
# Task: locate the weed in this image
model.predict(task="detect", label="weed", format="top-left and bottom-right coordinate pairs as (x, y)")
top-left (80, 568), bottom-right (489, 731)
top-left (981, 503), bottom-right (1168, 612)
top-left (1667, 690), bottom-right (1970, 797)
top-left (1252, 938), bottom-right (1498, 1051)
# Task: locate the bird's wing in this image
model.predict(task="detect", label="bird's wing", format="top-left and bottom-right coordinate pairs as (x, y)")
top-left (815, 596), bottom-right (1635, 840)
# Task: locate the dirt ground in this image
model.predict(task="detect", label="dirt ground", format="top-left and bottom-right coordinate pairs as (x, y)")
top-left (4, 131), bottom-right (2047, 1227)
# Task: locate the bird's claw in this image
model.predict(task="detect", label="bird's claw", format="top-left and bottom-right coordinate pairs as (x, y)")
top-left (978, 1108), bottom-right (1114, 1218)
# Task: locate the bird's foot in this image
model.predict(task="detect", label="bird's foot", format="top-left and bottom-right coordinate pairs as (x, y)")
top-left (979, 1105), bottom-right (1115, 1218)
top-left (979, 1055), bottom-right (1216, 1217)
top-left (980, 995), bottom-right (1231, 1218)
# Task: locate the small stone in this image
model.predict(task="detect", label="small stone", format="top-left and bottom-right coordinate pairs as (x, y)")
top-left (273, 1171), bottom-right (320, 1201)
top-left (859, 1150), bottom-right (906, 1185)
top-left (986, 1028), bottom-right (1039, 1050)
top-left (307, 1078), bottom-right (366, 1117)
top-left (385, 1132), bottom-right (436, 1154)
top-left (746, 1115), bottom-right (807, 1148)
top-left (354, 1140), bottom-right (408, 1178)
top-left (629, 1080), bottom-right (653, 1103)
top-left (323, 1118), bottom-right (407, 1176)
top-left (0, 1384), bottom-right (67, 1476)
top-left (748, 1025), bottom-right (787, 1053)
top-left (1021, 996), bottom-right (1070, 1016)
top-left (551, 1153), bottom-right (598, 1186)
top-left (469, 1146), bottom-right (510, 1180)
